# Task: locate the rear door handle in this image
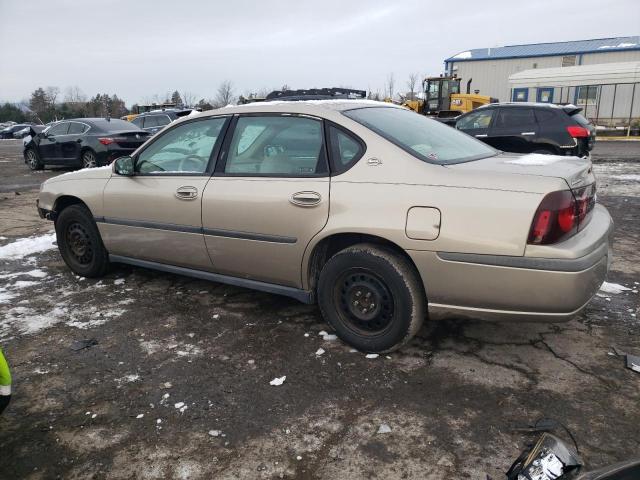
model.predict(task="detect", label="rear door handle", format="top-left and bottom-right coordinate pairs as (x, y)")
top-left (475, 134), bottom-right (488, 138)
top-left (521, 132), bottom-right (536, 136)
top-left (290, 191), bottom-right (321, 207)
top-left (175, 186), bottom-right (198, 200)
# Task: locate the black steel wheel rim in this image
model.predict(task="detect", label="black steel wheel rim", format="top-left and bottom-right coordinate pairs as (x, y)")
top-left (66, 222), bottom-right (93, 264)
top-left (333, 268), bottom-right (395, 335)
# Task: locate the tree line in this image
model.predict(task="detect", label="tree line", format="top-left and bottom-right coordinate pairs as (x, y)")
top-left (1, 73), bottom-right (425, 124)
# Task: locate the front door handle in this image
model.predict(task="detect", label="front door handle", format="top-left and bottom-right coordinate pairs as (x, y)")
top-left (521, 132), bottom-right (536, 136)
top-left (175, 186), bottom-right (198, 200)
top-left (290, 191), bottom-right (321, 207)
top-left (475, 134), bottom-right (488, 138)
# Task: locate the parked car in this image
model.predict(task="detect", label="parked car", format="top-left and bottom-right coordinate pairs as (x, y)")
top-left (13, 124), bottom-right (45, 139)
top-left (1, 123), bottom-right (34, 139)
top-left (130, 109), bottom-right (193, 135)
top-left (23, 118), bottom-right (150, 170)
top-left (455, 103), bottom-right (595, 157)
top-left (37, 100), bottom-right (611, 353)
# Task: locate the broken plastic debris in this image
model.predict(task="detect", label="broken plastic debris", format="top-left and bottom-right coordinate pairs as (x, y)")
top-left (365, 354), bottom-right (379, 359)
top-left (269, 376), bottom-right (286, 386)
top-left (599, 282), bottom-right (631, 294)
top-left (174, 402), bottom-right (185, 409)
top-left (136, 414), bottom-right (144, 419)
top-left (322, 334), bottom-right (338, 341)
top-left (377, 423), bottom-right (392, 434)
top-left (626, 354), bottom-right (640, 374)
top-left (212, 314), bottom-right (220, 319)
top-left (208, 429), bottom-right (222, 437)
top-left (315, 348), bottom-right (325, 356)
top-left (91, 413), bottom-right (97, 419)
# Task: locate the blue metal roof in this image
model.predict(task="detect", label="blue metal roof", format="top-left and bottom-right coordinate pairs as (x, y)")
top-left (445, 36), bottom-right (640, 62)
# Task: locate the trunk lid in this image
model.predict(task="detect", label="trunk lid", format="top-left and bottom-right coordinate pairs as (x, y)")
top-left (107, 131), bottom-right (150, 148)
top-left (447, 152), bottom-right (595, 190)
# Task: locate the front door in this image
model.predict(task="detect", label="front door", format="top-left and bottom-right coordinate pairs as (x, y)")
top-left (59, 121), bottom-right (87, 162)
top-left (39, 122), bottom-right (69, 162)
top-left (202, 114), bottom-right (330, 288)
top-left (456, 108), bottom-right (495, 142)
top-left (100, 116), bottom-right (230, 270)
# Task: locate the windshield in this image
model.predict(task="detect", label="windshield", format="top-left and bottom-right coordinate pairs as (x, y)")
top-left (343, 107), bottom-right (497, 164)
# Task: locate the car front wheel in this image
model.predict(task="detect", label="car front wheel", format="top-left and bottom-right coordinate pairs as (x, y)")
top-left (25, 148), bottom-right (43, 170)
top-left (317, 243), bottom-right (425, 353)
top-left (55, 204), bottom-right (109, 277)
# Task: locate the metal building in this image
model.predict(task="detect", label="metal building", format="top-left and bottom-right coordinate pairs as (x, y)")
top-left (444, 36), bottom-right (640, 126)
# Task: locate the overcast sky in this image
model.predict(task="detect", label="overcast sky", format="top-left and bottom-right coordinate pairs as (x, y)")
top-left (1, 0), bottom-right (639, 106)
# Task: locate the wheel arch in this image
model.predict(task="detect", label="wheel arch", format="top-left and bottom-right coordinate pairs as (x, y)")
top-left (53, 195), bottom-right (91, 217)
top-left (304, 232), bottom-right (424, 295)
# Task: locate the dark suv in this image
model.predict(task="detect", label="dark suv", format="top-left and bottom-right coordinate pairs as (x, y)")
top-left (130, 109), bottom-right (192, 135)
top-left (454, 103), bottom-right (595, 157)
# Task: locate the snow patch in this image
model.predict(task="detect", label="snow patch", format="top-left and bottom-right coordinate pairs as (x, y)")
top-left (269, 376), bottom-right (286, 386)
top-left (453, 50), bottom-right (472, 59)
top-left (504, 154), bottom-right (566, 166)
top-left (0, 233), bottom-right (57, 260)
top-left (600, 282), bottom-right (631, 294)
top-left (611, 174), bottom-right (640, 181)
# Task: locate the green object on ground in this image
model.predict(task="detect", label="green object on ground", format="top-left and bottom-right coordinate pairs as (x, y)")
top-left (0, 347), bottom-right (11, 389)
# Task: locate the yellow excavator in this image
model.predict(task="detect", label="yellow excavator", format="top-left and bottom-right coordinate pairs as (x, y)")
top-left (403, 75), bottom-right (497, 118)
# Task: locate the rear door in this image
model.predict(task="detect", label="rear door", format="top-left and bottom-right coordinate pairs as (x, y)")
top-left (39, 122), bottom-right (69, 161)
top-left (455, 108), bottom-right (495, 142)
top-left (488, 107), bottom-right (538, 153)
top-left (201, 114), bottom-right (330, 288)
top-left (101, 116), bottom-right (230, 270)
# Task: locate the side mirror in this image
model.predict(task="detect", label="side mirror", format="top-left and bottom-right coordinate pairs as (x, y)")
top-left (114, 156), bottom-right (134, 176)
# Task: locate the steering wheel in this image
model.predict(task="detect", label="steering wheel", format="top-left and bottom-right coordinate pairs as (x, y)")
top-left (177, 155), bottom-right (204, 173)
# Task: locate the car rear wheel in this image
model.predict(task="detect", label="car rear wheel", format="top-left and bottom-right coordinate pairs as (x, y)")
top-left (25, 148), bottom-right (43, 170)
top-left (317, 243), bottom-right (425, 353)
top-left (81, 150), bottom-right (97, 169)
top-left (55, 204), bottom-right (109, 278)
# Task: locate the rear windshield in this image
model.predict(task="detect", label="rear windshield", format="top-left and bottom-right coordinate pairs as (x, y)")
top-left (571, 113), bottom-right (591, 127)
top-left (343, 107), bottom-right (496, 164)
top-left (91, 118), bottom-right (142, 132)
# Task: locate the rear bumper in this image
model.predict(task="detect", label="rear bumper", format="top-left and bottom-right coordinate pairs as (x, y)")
top-left (409, 205), bottom-right (613, 322)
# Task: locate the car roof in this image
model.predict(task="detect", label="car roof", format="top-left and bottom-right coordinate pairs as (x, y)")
top-left (478, 102), bottom-right (571, 109)
top-left (197, 99), bottom-right (402, 118)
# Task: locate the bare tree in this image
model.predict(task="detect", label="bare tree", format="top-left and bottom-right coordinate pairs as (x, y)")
top-left (181, 91), bottom-right (197, 107)
top-left (213, 80), bottom-right (235, 107)
top-left (63, 86), bottom-right (87, 103)
top-left (406, 73), bottom-right (419, 100)
top-left (385, 73), bottom-right (395, 100)
top-left (45, 86), bottom-right (60, 107)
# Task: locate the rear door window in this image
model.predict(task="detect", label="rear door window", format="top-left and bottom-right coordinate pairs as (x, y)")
top-left (132, 117), bottom-right (144, 128)
top-left (493, 108), bottom-right (536, 130)
top-left (456, 110), bottom-right (494, 131)
top-left (223, 116), bottom-right (327, 176)
top-left (68, 122), bottom-right (86, 134)
top-left (156, 115), bottom-right (172, 126)
top-left (48, 123), bottom-right (69, 136)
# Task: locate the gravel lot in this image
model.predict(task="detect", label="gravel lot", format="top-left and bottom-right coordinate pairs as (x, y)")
top-left (0, 139), bottom-right (639, 479)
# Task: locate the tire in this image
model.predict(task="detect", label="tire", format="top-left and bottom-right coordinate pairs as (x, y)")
top-left (317, 243), bottom-right (426, 353)
top-left (55, 204), bottom-right (109, 278)
top-left (25, 148), bottom-right (43, 170)
top-left (81, 149), bottom-right (97, 169)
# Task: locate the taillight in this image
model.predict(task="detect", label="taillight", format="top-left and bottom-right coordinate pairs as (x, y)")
top-left (528, 184), bottom-right (596, 245)
top-left (98, 137), bottom-right (115, 145)
top-left (566, 125), bottom-right (589, 138)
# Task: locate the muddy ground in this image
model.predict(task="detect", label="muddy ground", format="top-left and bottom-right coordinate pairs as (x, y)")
top-left (0, 139), bottom-right (638, 479)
